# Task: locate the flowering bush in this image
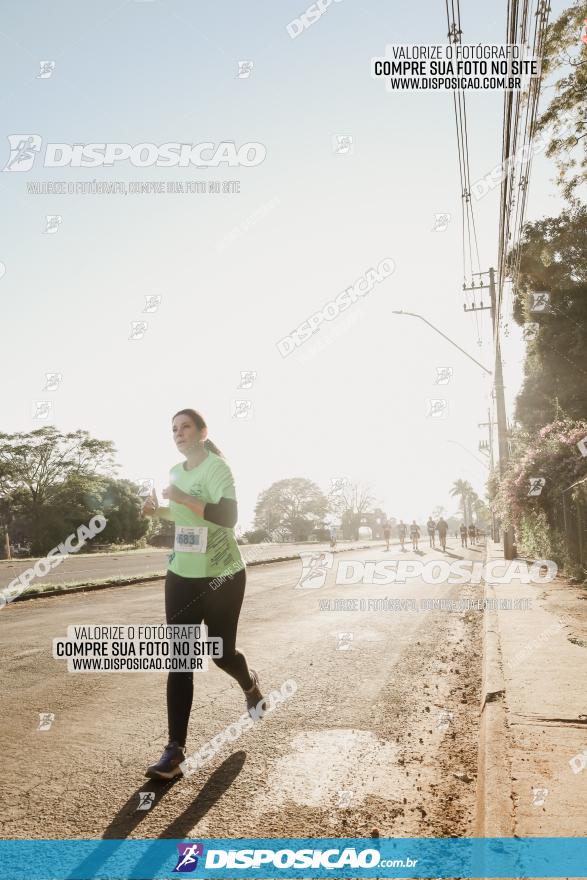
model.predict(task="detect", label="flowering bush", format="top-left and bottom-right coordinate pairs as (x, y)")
top-left (494, 419), bottom-right (587, 575)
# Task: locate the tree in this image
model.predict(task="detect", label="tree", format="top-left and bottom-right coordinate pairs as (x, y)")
top-left (241, 528), bottom-right (271, 544)
top-left (537, 0), bottom-right (587, 202)
top-left (329, 481), bottom-right (376, 540)
top-left (450, 479), bottom-right (477, 526)
top-left (99, 479), bottom-right (151, 545)
top-left (473, 497), bottom-right (490, 528)
top-left (510, 207), bottom-right (587, 430)
top-left (0, 427), bottom-right (116, 554)
top-left (253, 478), bottom-right (328, 542)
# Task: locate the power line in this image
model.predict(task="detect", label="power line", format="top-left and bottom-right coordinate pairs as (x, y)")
top-left (445, 0), bottom-right (484, 345)
top-left (497, 0), bottom-right (551, 339)
top-left (506, 1), bottom-right (551, 322)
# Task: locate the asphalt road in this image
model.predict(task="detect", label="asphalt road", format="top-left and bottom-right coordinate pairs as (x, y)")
top-left (0, 539), bottom-right (484, 843)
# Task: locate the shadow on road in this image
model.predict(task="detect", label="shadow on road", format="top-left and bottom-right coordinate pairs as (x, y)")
top-left (108, 750), bottom-right (246, 838)
top-left (155, 750), bottom-right (247, 838)
top-left (102, 778), bottom-right (181, 840)
top-left (66, 751), bottom-right (246, 879)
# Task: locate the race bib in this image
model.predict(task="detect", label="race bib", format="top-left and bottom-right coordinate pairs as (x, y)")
top-left (174, 526), bottom-right (208, 554)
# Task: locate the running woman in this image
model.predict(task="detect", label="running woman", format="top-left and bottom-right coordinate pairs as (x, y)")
top-left (409, 520), bottom-right (420, 551)
top-left (397, 520), bottom-right (408, 551)
top-left (142, 408), bottom-right (264, 780)
top-left (468, 523), bottom-right (476, 546)
top-left (460, 523), bottom-right (468, 548)
top-left (383, 521), bottom-right (391, 551)
top-left (426, 517), bottom-right (436, 549)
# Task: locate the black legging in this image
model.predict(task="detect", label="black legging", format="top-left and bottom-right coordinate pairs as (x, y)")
top-left (165, 566), bottom-right (251, 747)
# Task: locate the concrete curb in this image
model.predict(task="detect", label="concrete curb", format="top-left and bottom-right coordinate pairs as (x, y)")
top-left (0, 546), bottom-right (171, 565)
top-left (475, 542), bottom-right (515, 839)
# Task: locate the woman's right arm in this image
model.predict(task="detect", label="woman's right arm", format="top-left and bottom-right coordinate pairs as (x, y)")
top-left (142, 492), bottom-right (174, 521)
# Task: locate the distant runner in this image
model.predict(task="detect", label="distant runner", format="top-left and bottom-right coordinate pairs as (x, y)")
top-left (460, 523), bottom-right (468, 548)
top-left (329, 525), bottom-right (337, 550)
top-left (426, 517), bottom-right (436, 549)
top-left (436, 516), bottom-right (448, 553)
top-left (383, 521), bottom-right (391, 551)
top-left (468, 523), bottom-right (476, 546)
top-left (397, 520), bottom-right (408, 551)
top-left (409, 520), bottom-right (420, 551)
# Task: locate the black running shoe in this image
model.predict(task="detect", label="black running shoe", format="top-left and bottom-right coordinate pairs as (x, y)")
top-left (243, 669), bottom-right (267, 719)
top-left (145, 741), bottom-right (185, 780)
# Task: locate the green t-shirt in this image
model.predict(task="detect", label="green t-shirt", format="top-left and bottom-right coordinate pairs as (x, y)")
top-left (162, 451), bottom-right (244, 579)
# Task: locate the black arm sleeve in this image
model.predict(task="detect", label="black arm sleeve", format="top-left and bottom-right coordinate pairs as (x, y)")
top-left (203, 497), bottom-right (238, 528)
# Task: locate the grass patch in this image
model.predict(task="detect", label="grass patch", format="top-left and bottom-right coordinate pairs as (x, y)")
top-left (15, 572), bottom-right (166, 601)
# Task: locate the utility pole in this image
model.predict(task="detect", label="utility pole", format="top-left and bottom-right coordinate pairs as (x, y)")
top-left (490, 267), bottom-right (515, 558)
top-left (463, 267), bottom-right (515, 559)
top-left (478, 409), bottom-right (496, 540)
top-left (462, 272), bottom-right (492, 317)
top-left (478, 409), bottom-right (495, 471)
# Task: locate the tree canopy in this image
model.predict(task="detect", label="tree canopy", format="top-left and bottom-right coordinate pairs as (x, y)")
top-left (510, 206), bottom-right (587, 430)
top-left (536, 0), bottom-right (587, 202)
top-left (253, 478), bottom-right (329, 542)
top-left (0, 427), bottom-right (149, 554)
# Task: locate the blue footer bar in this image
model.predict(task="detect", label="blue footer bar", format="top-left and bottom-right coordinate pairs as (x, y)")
top-left (0, 837), bottom-right (585, 879)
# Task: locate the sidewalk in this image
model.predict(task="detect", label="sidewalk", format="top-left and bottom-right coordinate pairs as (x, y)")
top-left (476, 540), bottom-right (587, 837)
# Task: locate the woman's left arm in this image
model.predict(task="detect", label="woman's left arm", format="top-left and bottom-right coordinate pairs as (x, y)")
top-left (202, 497), bottom-right (238, 528)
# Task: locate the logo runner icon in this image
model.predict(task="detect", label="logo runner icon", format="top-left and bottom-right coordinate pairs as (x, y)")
top-left (296, 551), bottom-right (334, 589)
top-left (4, 134), bottom-right (42, 171)
top-left (173, 843), bottom-right (204, 873)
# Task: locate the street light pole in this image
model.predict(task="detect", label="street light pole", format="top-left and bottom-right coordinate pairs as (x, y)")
top-left (392, 311), bottom-right (491, 374)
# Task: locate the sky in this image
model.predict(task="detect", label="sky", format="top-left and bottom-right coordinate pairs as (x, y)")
top-left (0, 0), bottom-right (571, 529)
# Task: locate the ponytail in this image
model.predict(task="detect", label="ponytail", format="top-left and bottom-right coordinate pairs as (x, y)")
top-left (173, 408), bottom-right (224, 458)
top-left (204, 438), bottom-right (223, 457)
